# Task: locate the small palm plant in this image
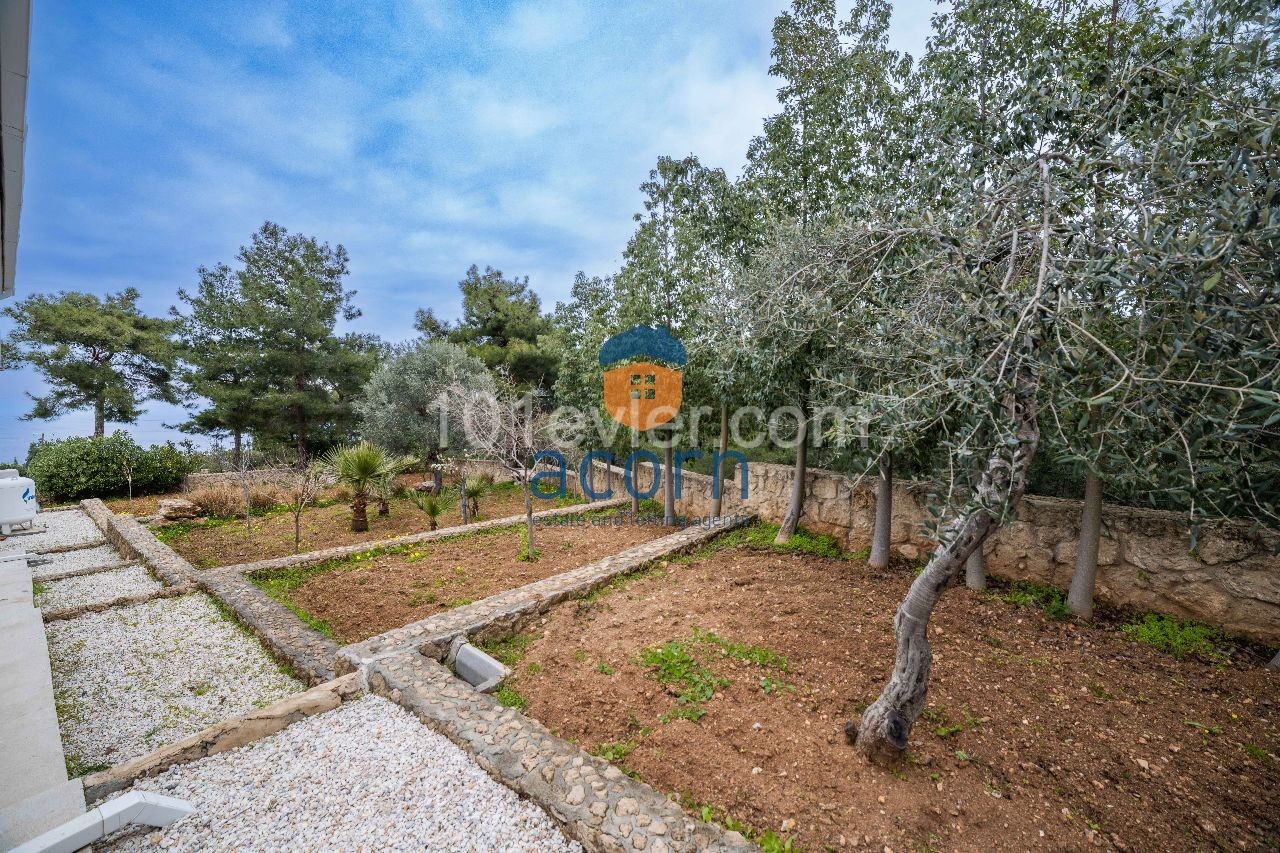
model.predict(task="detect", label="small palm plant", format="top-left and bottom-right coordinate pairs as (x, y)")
top-left (463, 473), bottom-right (494, 521)
top-left (406, 489), bottom-right (449, 531)
top-left (318, 442), bottom-right (414, 532)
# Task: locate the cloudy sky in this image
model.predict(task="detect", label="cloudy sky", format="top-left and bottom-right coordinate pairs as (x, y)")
top-left (1, 0), bottom-right (938, 461)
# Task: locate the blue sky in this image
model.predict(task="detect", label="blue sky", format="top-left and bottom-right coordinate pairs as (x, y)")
top-left (0, 0), bottom-right (938, 461)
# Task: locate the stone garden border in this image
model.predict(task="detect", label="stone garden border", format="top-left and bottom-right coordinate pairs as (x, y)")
top-left (41, 583), bottom-right (196, 623)
top-left (337, 514), bottom-right (756, 673)
top-left (81, 673), bottom-right (363, 803)
top-left (218, 495), bottom-right (630, 575)
top-left (83, 492), bottom-right (762, 850)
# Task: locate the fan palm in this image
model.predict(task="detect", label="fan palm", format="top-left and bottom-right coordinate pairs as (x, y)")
top-left (319, 442), bottom-right (414, 532)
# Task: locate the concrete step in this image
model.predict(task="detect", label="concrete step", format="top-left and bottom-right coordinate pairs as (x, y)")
top-left (0, 780), bottom-right (85, 849)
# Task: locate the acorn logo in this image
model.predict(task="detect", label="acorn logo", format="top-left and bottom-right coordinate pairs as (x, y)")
top-left (600, 325), bottom-right (686, 430)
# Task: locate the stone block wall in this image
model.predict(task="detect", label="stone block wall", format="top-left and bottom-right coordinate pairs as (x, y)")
top-left (606, 460), bottom-right (1280, 644)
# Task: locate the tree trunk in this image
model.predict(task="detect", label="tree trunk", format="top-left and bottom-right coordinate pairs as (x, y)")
top-left (964, 450), bottom-right (987, 590)
top-left (775, 411), bottom-right (809, 545)
top-left (855, 384), bottom-right (1038, 761)
top-left (459, 467), bottom-right (470, 524)
top-left (524, 474), bottom-right (536, 558)
top-left (1068, 468), bottom-right (1104, 619)
top-left (869, 451), bottom-right (893, 569)
top-left (712, 403), bottom-right (729, 517)
top-left (429, 516), bottom-right (438, 532)
top-left (432, 466), bottom-right (443, 495)
top-left (233, 431), bottom-right (243, 468)
top-left (241, 481), bottom-right (252, 533)
top-left (294, 512), bottom-right (302, 554)
top-left (662, 441), bottom-right (676, 526)
top-left (587, 455), bottom-right (596, 496)
top-left (94, 397), bottom-right (105, 437)
top-left (377, 496), bottom-right (390, 516)
top-left (965, 546), bottom-right (987, 591)
top-left (351, 494), bottom-right (369, 532)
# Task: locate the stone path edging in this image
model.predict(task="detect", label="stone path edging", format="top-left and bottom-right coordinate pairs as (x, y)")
top-left (199, 569), bottom-right (341, 686)
top-left (220, 496), bottom-right (631, 575)
top-left (34, 560), bottom-right (137, 583)
top-left (338, 515), bottom-right (755, 675)
top-left (81, 673), bottom-right (363, 803)
top-left (368, 652), bottom-right (753, 853)
top-left (80, 499), bottom-right (197, 587)
top-left (41, 584), bottom-right (196, 623)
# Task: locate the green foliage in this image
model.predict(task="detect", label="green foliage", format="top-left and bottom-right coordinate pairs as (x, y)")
top-left (493, 684), bottom-right (528, 711)
top-left (420, 264), bottom-right (558, 392)
top-left (693, 628), bottom-right (789, 671)
top-left (720, 521), bottom-right (849, 559)
top-left (26, 432), bottom-right (190, 502)
top-left (174, 222), bottom-right (378, 456)
top-left (996, 580), bottom-right (1072, 621)
top-left (356, 340), bottom-right (493, 463)
top-left (2, 288), bottom-right (178, 434)
top-left (476, 633), bottom-right (535, 669)
top-left (639, 639), bottom-right (727, 723)
top-left (247, 564), bottom-right (336, 639)
top-left (1121, 614), bottom-right (1227, 662)
top-left (591, 739), bottom-right (642, 763)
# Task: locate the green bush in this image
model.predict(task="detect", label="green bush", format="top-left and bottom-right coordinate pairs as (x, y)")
top-left (25, 432), bottom-right (191, 502)
top-left (1121, 613), bottom-right (1226, 662)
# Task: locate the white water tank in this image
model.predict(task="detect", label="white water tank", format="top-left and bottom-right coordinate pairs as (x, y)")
top-left (0, 469), bottom-right (39, 535)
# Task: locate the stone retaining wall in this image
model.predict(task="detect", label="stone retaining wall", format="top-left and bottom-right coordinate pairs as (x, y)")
top-left (338, 515), bottom-right (755, 674)
top-left (368, 652), bottom-right (752, 853)
top-left (81, 498), bottom-right (196, 587)
top-left (609, 460), bottom-right (1280, 643)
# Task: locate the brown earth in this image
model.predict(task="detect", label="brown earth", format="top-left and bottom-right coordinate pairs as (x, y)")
top-left (283, 517), bottom-right (678, 644)
top-left (509, 537), bottom-right (1280, 852)
top-left (161, 483), bottom-right (552, 568)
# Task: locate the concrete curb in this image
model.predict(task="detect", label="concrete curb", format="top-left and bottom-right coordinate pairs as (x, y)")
top-left (81, 673), bottom-right (364, 803)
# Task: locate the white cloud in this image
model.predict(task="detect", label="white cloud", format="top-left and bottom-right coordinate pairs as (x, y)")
top-left (496, 0), bottom-right (589, 52)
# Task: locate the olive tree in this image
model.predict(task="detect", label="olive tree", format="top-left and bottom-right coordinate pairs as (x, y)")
top-left (787, 0), bottom-right (1278, 759)
top-left (356, 340), bottom-right (493, 493)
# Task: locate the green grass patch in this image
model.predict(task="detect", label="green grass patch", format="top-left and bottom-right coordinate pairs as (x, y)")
top-left (694, 628), bottom-right (789, 671)
top-left (32, 581), bottom-right (47, 596)
top-left (476, 632), bottom-right (536, 668)
top-left (1241, 743), bottom-right (1272, 761)
top-left (591, 737), bottom-right (645, 763)
top-left (712, 521), bottom-right (850, 560)
top-left (1122, 613), bottom-right (1227, 662)
top-left (493, 683), bottom-right (527, 711)
top-left (996, 580), bottom-right (1072, 621)
top-left (640, 639), bottom-right (728, 723)
top-left (247, 564), bottom-right (336, 639)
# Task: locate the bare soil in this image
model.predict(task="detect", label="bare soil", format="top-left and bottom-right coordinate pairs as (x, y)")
top-left (161, 484), bottom-right (546, 568)
top-left (280, 517), bottom-right (678, 644)
top-left (509, 536), bottom-right (1280, 852)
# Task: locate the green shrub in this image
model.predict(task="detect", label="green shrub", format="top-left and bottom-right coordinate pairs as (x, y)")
top-left (26, 432), bottom-right (190, 502)
top-left (1121, 614), bottom-right (1226, 662)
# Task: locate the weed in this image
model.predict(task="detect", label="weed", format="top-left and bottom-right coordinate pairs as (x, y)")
top-left (759, 676), bottom-right (785, 695)
top-left (444, 598), bottom-right (474, 608)
top-left (579, 564), bottom-right (667, 603)
top-left (640, 639), bottom-right (727, 722)
top-left (1241, 743), bottom-right (1272, 761)
top-left (525, 662), bottom-right (542, 676)
top-left (997, 580), bottom-right (1071, 621)
top-left (592, 738), bottom-right (643, 762)
top-left (494, 683), bottom-right (527, 711)
top-left (596, 661), bottom-right (615, 675)
top-left (953, 749), bottom-right (974, 762)
top-left (32, 581), bottom-right (47, 596)
top-left (407, 590), bottom-right (437, 607)
top-left (518, 526), bottom-right (541, 562)
top-left (1121, 614), bottom-right (1227, 662)
top-left (476, 633), bottom-right (535, 668)
top-left (1184, 720), bottom-right (1222, 735)
top-left (694, 628), bottom-right (789, 671)
top-left (936, 723), bottom-right (964, 738)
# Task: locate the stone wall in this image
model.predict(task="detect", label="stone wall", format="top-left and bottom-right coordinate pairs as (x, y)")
top-left (607, 460), bottom-right (1280, 644)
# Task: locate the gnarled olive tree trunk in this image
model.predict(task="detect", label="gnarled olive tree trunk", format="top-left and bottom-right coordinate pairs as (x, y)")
top-left (854, 383), bottom-right (1039, 761)
top-left (869, 451), bottom-right (893, 569)
top-left (1068, 468), bottom-right (1104, 619)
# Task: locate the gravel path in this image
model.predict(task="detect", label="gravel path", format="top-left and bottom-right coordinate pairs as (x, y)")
top-left (0, 509), bottom-right (105, 555)
top-left (46, 593), bottom-right (303, 770)
top-left (35, 565), bottom-right (164, 612)
top-left (31, 543), bottom-right (130, 580)
top-left (101, 695), bottom-right (582, 853)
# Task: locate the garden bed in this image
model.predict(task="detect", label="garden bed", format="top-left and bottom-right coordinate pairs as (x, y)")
top-left (251, 510), bottom-right (679, 644)
top-left (492, 523), bottom-right (1280, 852)
top-left (156, 481), bottom-right (573, 568)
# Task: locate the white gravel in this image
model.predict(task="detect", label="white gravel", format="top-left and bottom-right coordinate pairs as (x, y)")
top-left (101, 695), bottom-right (581, 853)
top-left (46, 593), bottom-right (303, 770)
top-left (30, 543), bottom-right (130, 580)
top-left (35, 565), bottom-right (164, 612)
top-left (0, 509), bottom-right (105, 555)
